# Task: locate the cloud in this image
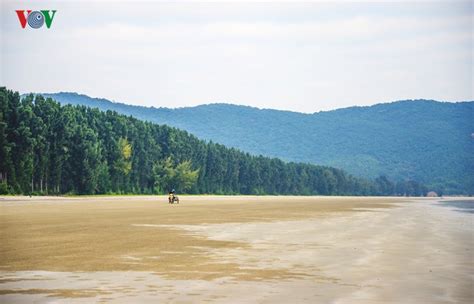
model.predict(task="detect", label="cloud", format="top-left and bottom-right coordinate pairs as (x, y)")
top-left (1, 0), bottom-right (472, 113)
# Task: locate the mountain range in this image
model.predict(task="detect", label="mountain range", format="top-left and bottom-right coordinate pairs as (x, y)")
top-left (38, 92), bottom-right (474, 194)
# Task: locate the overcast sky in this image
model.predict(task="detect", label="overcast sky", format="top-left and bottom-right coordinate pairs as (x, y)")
top-left (1, 0), bottom-right (472, 113)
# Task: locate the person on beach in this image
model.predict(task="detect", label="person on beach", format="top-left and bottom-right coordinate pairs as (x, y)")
top-left (168, 189), bottom-right (177, 204)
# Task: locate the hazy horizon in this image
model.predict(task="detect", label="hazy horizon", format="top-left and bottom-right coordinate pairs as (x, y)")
top-left (1, 0), bottom-right (473, 113)
top-left (34, 90), bottom-right (473, 114)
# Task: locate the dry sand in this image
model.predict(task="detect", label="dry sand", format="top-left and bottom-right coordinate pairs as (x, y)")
top-left (0, 195), bottom-right (472, 303)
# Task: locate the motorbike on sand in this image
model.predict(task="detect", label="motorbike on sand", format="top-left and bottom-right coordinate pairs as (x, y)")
top-left (168, 193), bottom-right (179, 204)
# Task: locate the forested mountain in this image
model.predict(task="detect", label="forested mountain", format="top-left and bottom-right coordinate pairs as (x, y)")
top-left (41, 92), bottom-right (473, 194)
top-left (1, 88), bottom-right (426, 196)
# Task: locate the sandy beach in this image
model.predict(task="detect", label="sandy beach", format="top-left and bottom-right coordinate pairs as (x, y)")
top-left (0, 196), bottom-right (472, 303)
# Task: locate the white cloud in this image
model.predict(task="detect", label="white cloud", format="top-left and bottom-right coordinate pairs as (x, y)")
top-left (1, 0), bottom-right (472, 112)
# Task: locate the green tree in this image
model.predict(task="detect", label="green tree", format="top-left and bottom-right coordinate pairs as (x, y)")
top-left (152, 157), bottom-right (174, 193)
top-left (115, 137), bottom-right (132, 176)
top-left (174, 160), bottom-right (199, 192)
top-left (153, 157), bottom-right (199, 193)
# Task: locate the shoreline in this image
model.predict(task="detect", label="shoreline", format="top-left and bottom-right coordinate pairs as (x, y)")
top-left (1, 194), bottom-right (471, 202)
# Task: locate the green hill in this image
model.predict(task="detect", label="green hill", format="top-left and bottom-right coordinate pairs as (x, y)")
top-left (39, 92), bottom-right (474, 194)
top-left (3, 87), bottom-right (422, 196)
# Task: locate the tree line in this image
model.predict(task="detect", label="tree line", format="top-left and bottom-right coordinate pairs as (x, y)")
top-left (0, 88), bottom-right (428, 196)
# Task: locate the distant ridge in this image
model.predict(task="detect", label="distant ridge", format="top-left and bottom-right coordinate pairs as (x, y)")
top-left (37, 92), bottom-right (474, 194)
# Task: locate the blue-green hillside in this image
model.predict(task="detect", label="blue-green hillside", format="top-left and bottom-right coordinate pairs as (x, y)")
top-left (40, 92), bottom-right (474, 194)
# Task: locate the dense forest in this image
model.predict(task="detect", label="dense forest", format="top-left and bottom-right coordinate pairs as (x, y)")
top-left (1, 88), bottom-right (428, 196)
top-left (42, 92), bottom-right (473, 194)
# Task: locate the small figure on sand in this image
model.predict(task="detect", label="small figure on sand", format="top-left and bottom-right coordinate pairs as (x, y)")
top-left (168, 189), bottom-right (179, 204)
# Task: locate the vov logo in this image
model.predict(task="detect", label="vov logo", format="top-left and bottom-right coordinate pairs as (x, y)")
top-left (15, 10), bottom-right (57, 29)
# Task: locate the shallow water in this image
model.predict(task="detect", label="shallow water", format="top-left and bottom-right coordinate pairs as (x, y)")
top-left (437, 200), bottom-right (474, 214)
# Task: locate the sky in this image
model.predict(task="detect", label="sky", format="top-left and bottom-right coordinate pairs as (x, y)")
top-left (1, 0), bottom-right (473, 113)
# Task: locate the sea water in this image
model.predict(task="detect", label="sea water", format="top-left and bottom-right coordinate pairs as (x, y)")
top-left (437, 200), bottom-right (474, 214)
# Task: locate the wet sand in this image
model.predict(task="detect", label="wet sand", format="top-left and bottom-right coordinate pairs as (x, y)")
top-left (0, 196), bottom-right (472, 303)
